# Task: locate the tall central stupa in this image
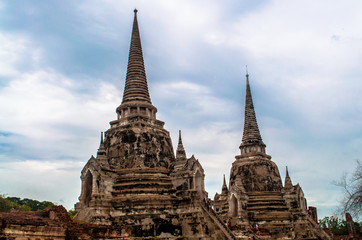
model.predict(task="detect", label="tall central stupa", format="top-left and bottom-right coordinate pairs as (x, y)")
top-left (74, 10), bottom-right (230, 239)
top-left (75, 8), bottom-right (179, 226)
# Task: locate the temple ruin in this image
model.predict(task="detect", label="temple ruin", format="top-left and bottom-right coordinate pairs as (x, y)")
top-left (213, 73), bottom-right (329, 239)
top-left (0, 9), bottom-right (331, 240)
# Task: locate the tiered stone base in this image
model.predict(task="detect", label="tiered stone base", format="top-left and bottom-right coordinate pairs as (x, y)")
top-left (244, 191), bottom-right (293, 238)
top-left (246, 191), bottom-right (291, 221)
top-left (109, 167), bottom-right (183, 237)
top-left (112, 167), bottom-right (176, 207)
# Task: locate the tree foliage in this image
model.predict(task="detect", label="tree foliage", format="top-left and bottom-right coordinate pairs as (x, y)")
top-left (68, 209), bottom-right (77, 218)
top-left (319, 216), bottom-right (348, 235)
top-left (334, 160), bottom-right (362, 220)
top-left (6, 197), bottom-right (54, 211)
top-left (0, 195), bottom-right (15, 212)
top-left (0, 195), bottom-right (54, 212)
top-left (319, 216), bottom-right (361, 236)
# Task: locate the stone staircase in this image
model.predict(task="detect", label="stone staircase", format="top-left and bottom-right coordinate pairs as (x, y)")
top-left (246, 191), bottom-right (292, 221)
top-left (200, 203), bottom-right (237, 240)
top-left (110, 167), bottom-right (179, 221)
top-left (111, 168), bottom-right (175, 202)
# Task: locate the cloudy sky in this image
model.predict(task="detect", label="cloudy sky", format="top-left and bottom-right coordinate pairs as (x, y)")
top-left (0, 0), bottom-right (361, 219)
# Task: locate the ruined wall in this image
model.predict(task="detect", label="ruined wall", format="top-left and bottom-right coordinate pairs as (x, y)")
top-left (213, 192), bottom-right (229, 221)
top-left (230, 157), bottom-right (283, 192)
top-left (0, 206), bottom-right (174, 239)
top-left (105, 123), bottom-right (175, 170)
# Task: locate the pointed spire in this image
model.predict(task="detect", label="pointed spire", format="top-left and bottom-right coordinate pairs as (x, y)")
top-left (100, 132), bottom-right (104, 145)
top-left (97, 132), bottom-right (106, 157)
top-left (122, 9), bottom-right (151, 104)
top-left (178, 130), bottom-right (183, 145)
top-left (242, 72), bottom-right (263, 144)
top-left (176, 130), bottom-right (187, 161)
top-left (284, 166), bottom-right (293, 189)
top-left (114, 10), bottom-right (159, 124)
top-left (222, 174), bottom-right (228, 194)
top-left (239, 71), bottom-right (266, 154)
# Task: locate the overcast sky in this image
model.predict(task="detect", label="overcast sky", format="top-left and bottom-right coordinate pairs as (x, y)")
top-left (0, 0), bottom-right (361, 219)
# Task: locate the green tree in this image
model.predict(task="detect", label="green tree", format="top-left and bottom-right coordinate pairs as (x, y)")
top-left (0, 195), bottom-right (55, 212)
top-left (0, 195), bottom-right (15, 212)
top-left (6, 197), bottom-right (21, 205)
top-left (319, 216), bottom-right (348, 235)
top-left (18, 205), bottom-right (32, 211)
top-left (68, 209), bottom-right (77, 218)
top-left (6, 197), bottom-right (54, 211)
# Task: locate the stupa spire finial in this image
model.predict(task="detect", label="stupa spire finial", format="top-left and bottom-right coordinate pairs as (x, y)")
top-left (97, 132), bottom-right (106, 157)
top-left (284, 166), bottom-right (293, 189)
top-left (239, 70), bottom-right (266, 154)
top-left (115, 10), bottom-right (159, 123)
top-left (222, 174), bottom-right (228, 194)
top-left (122, 9), bottom-right (151, 104)
top-left (178, 130), bottom-right (183, 145)
top-left (176, 130), bottom-right (187, 161)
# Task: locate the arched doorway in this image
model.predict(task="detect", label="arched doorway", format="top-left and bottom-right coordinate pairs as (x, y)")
top-left (230, 194), bottom-right (238, 217)
top-left (84, 171), bottom-right (93, 207)
top-left (195, 170), bottom-right (203, 197)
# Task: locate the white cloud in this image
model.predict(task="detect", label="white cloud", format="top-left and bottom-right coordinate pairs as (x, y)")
top-left (153, 80), bottom-right (239, 120)
top-left (0, 160), bottom-right (83, 209)
top-left (0, 70), bottom-right (120, 140)
top-left (155, 81), bottom-right (209, 97)
top-left (0, 33), bottom-right (28, 76)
